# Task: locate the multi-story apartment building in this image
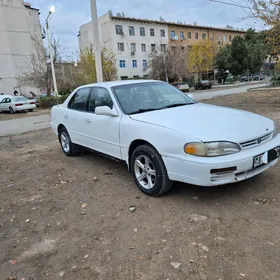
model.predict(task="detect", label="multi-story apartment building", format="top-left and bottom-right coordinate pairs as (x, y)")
top-left (167, 23), bottom-right (245, 51)
top-left (0, 0), bottom-right (43, 95)
top-left (78, 12), bottom-right (246, 80)
top-left (78, 12), bottom-right (169, 80)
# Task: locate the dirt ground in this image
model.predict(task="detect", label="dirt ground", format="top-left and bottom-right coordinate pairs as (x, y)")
top-left (0, 109), bottom-right (50, 121)
top-left (1, 90), bottom-right (280, 280)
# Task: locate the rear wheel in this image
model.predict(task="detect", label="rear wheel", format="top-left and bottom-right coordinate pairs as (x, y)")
top-left (58, 127), bottom-right (81, 156)
top-left (131, 145), bottom-right (173, 196)
top-left (9, 107), bottom-right (14, 114)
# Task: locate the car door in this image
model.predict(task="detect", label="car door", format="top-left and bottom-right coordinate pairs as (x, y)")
top-left (63, 87), bottom-right (92, 147)
top-left (83, 87), bottom-right (122, 159)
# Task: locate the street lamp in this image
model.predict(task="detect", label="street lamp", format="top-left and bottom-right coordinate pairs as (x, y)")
top-left (46, 5), bottom-right (58, 97)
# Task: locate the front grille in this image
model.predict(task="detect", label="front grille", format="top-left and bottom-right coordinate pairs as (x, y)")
top-left (240, 132), bottom-right (272, 149)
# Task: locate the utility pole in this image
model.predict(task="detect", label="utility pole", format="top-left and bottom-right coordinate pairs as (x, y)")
top-left (90, 0), bottom-right (103, 82)
top-left (46, 6), bottom-right (58, 96)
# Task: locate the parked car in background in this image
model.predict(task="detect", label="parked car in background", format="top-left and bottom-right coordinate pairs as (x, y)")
top-left (0, 96), bottom-right (36, 113)
top-left (195, 80), bottom-right (212, 90)
top-left (175, 82), bottom-right (190, 92)
top-left (51, 80), bottom-right (280, 196)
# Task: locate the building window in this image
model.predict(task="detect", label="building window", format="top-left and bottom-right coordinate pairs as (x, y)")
top-left (210, 34), bottom-right (214, 41)
top-left (150, 28), bottom-right (155, 36)
top-left (117, 42), bottom-right (124, 51)
top-left (115, 25), bottom-right (123, 35)
top-left (129, 26), bottom-right (135, 36)
top-left (160, 44), bottom-right (167, 52)
top-left (195, 32), bottom-right (199, 40)
top-left (188, 32), bottom-right (192, 39)
top-left (141, 43), bottom-right (146, 52)
top-left (224, 35), bottom-right (227, 41)
top-left (171, 30), bottom-right (176, 39)
top-left (188, 45), bottom-right (192, 51)
top-left (229, 35), bottom-right (232, 42)
top-left (121, 76), bottom-right (128, 80)
top-left (143, 59), bottom-right (148, 68)
top-left (181, 46), bottom-right (185, 52)
top-left (133, 75), bottom-right (140, 79)
top-left (160, 29), bottom-right (165, 37)
top-left (131, 43), bottom-right (136, 53)
top-left (202, 33), bottom-right (207, 40)
top-left (140, 27), bottom-right (145, 36)
top-left (171, 46), bottom-right (176, 52)
top-left (132, 60), bottom-right (137, 68)
top-left (180, 31), bottom-right (185, 40)
top-left (151, 44), bottom-right (156, 52)
top-left (119, 60), bottom-right (126, 68)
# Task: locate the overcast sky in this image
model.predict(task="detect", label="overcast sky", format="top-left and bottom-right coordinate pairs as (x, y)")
top-left (29, 0), bottom-right (264, 60)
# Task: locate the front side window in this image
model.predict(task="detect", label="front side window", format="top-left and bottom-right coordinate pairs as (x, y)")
top-left (119, 60), bottom-right (126, 68)
top-left (132, 60), bottom-right (137, 68)
top-left (160, 29), bottom-right (165, 37)
top-left (115, 25), bottom-right (123, 35)
top-left (89, 87), bottom-right (114, 113)
top-left (129, 26), bottom-right (135, 36)
top-left (140, 27), bottom-right (145, 36)
top-left (111, 82), bottom-right (195, 115)
top-left (68, 87), bottom-right (91, 111)
top-left (150, 28), bottom-right (155, 36)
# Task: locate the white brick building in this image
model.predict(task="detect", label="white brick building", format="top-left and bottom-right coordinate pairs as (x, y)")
top-left (78, 12), bottom-right (168, 80)
top-left (0, 0), bottom-right (43, 95)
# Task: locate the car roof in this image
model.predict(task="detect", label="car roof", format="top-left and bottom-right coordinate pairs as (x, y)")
top-left (0, 95), bottom-right (12, 100)
top-left (78, 79), bottom-right (163, 89)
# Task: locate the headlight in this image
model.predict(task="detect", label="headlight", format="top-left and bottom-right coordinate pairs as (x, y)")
top-left (184, 141), bottom-right (241, 157)
top-left (273, 122), bottom-right (278, 138)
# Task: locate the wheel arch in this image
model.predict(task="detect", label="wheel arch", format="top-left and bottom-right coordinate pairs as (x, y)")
top-left (57, 124), bottom-right (66, 141)
top-left (128, 139), bottom-right (158, 172)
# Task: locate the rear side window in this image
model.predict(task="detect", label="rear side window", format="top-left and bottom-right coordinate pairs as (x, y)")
top-left (68, 87), bottom-right (92, 111)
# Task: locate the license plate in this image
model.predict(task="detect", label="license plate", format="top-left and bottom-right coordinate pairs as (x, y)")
top-left (253, 147), bottom-right (280, 168)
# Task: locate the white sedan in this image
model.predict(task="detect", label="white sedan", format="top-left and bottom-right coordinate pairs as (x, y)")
top-left (0, 96), bottom-right (36, 113)
top-left (51, 80), bottom-right (280, 196)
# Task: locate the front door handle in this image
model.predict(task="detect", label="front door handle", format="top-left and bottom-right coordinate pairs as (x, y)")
top-left (85, 120), bottom-right (91, 124)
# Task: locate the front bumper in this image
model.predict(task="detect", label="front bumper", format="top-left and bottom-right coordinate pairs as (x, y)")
top-left (163, 134), bottom-right (280, 186)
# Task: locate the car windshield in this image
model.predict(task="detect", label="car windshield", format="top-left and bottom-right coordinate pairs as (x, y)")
top-left (201, 80), bottom-right (209, 83)
top-left (12, 96), bottom-right (28, 102)
top-left (111, 82), bottom-right (195, 115)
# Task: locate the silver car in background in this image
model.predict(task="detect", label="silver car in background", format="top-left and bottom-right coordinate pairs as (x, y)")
top-left (0, 96), bottom-right (36, 113)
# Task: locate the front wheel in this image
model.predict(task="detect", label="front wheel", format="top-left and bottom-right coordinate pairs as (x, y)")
top-left (131, 145), bottom-right (173, 196)
top-left (9, 107), bottom-right (14, 114)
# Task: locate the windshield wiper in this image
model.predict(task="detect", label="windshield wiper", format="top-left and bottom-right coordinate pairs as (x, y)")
top-left (129, 108), bottom-right (159, 115)
top-left (163, 103), bottom-right (193, 109)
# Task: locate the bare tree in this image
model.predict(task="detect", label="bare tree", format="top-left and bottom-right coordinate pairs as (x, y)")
top-left (18, 39), bottom-right (52, 95)
top-left (149, 46), bottom-right (188, 82)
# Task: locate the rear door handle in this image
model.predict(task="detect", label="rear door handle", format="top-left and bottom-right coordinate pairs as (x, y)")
top-left (85, 120), bottom-right (91, 124)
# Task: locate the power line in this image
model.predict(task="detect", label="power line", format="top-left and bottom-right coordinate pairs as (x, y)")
top-left (208, 0), bottom-right (251, 9)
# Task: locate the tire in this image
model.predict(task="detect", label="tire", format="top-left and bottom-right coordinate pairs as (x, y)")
top-left (186, 89), bottom-right (189, 92)
top-left (9, 107), bottom-right (14, 114)
top-left (29, 109), bottom-right (33, 112)
top-left (130, 144), bottom-right (173, 196)
top-left (58, 127), bottom-right (81, 156)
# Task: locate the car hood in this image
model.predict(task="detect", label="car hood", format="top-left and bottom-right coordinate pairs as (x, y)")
top-left (129, 103), bottom-right (274, 142)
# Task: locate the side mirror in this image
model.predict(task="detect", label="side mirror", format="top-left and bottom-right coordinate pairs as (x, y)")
top-left (95, 106), bottom-right (118, 117)
top-left (188, 93), bottom-right (195, 101)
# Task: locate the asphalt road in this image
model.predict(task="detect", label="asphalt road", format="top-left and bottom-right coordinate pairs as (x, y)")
top-left (0, 83), bottom-right (267, 136)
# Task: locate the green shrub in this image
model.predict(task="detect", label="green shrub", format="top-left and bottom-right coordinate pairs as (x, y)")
top-left (38, 95), bottom-right (69, 109)
top-left (271, 75), bottom-right (280, 87)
